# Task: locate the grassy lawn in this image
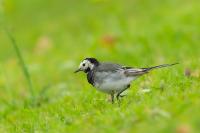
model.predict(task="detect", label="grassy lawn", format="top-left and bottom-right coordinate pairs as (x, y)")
top-left (0, 0), bottom-right (200, 132)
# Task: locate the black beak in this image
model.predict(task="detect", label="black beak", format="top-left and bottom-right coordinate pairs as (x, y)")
top-left (74, 68), bottom-right (81, 73)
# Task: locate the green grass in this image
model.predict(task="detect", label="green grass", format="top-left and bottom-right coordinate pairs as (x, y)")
top-left (0, 0), bottom-right (200, 132)
top-left (5, 29), bottom-right (35, 105)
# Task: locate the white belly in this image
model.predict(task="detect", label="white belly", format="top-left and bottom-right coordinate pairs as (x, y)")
top-left (94, 75), bottom-right (136, 94)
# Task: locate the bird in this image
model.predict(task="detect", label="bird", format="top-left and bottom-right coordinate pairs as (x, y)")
top-left (74, 57), bottom-right (178, 103)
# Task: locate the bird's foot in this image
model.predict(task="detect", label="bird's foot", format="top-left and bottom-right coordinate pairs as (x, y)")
top-left (116, 94), bottom-right (126, 101)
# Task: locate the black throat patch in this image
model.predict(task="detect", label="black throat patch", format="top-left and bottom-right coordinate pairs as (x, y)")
top-left (84, 67), bottom-right (91, 73)
top-left (84, 58), bottom-right (99, 86)
top-left (87, 70), bottom-right (95, 86)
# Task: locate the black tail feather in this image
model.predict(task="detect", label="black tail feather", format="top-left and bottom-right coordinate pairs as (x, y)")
top-left (143, 63), bottom-right (179, 71)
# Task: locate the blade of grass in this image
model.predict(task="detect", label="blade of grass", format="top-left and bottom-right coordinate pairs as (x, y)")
top-left (1, 2), bottom-right (35, 106)
top-left (5, 29), bottom-right (35, 103)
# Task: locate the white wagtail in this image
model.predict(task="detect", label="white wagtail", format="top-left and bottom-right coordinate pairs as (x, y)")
top-left (75, 58), bottom-right (178, 103)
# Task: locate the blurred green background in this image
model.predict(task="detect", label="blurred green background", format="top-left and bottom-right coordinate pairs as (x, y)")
top-left (0, 0), bottom-right (200, 132)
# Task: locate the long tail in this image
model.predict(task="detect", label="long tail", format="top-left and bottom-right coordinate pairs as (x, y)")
top-left (124, 63), bottom-right (178, 76)
top-left (142, 63), bottom-right (179, 71)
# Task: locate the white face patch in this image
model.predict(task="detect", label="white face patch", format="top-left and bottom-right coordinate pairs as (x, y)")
top-left (79, 60), bottom-right (94, 71)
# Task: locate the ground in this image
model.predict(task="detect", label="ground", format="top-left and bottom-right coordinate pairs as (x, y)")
top-left (0, 0), bottom-right (200, 132)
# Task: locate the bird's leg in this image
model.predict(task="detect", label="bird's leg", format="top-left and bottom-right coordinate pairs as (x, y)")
top-left (116, 93), bottom-right (122, 101)
top-left (111, 91), bottom-right (115, 104)
top-left (116, 84), bottom-right (130, 101)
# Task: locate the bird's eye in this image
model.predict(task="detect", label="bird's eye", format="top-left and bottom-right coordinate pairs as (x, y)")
top-left (82, 63), bottom-right (85, 66)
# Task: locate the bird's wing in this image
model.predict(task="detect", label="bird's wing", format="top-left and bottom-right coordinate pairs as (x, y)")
top-left (92, 63), bottom-right (122, 85)
top-left (95, 62), bottom-right (123, 72)
top-left (123, 68), bottom-right (148, 76)
top-left (95, 63), bottom-right (147, 76)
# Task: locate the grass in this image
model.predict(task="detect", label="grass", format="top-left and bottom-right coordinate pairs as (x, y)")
top-left (0, 0), bottom-right (200, 132)
top-left (5, 29), bottom-right (35, 104)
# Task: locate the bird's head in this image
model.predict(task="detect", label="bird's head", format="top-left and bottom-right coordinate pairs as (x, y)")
top-left (74, 58), bottom-right (99, 73)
